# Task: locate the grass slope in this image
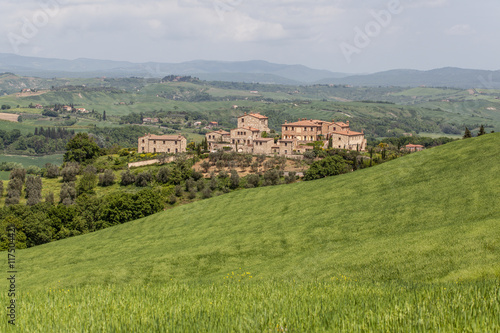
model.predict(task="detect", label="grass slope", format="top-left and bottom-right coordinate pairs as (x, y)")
top-left (16, 134), bottom-right (500, 291)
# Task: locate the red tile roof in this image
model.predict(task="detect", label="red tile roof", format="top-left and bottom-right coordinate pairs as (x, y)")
top-left (283, 120), bottom-right (321, 127)
top-left (208, 130), bottom-right (230, 135)
top-left (253, 138), bottom-right (274, 141)
top-left (142, 134), bottom-right (185, 140)
top-left (406, 144), bottom-right (424, 148)
top-left (248, 113), bottom-right (268, 119)
top-left (330, 130), bottom-right (363, 136)
top-left (240, 126), bottom-right (260, 132)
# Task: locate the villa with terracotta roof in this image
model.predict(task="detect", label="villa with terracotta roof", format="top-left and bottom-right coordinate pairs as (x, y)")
top-left (138, 134), bottom-right (187, 154)
top-left (283, 119), bottom-right (367, 151)
top-left (206, 112), bottom-right (271, 152)
top-left (206, 113), bottom-right (366, 156)
top-left (404, 144), bottom-right (425, 152)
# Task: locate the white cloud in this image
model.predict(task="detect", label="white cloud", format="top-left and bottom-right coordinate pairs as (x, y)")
top-left (405, 0), bottom-right (449, 9)
top-left (445, 24), bottom-right (475, 36)
top-left (0, 0), bottom-right (499, 72)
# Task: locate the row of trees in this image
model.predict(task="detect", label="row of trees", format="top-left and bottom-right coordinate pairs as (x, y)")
top-left (0, 189), bottom-right (162, 249)
top-left (463, 125), bottom-right (492, 138)
top-left (0, 127), bottom-right (75, 154)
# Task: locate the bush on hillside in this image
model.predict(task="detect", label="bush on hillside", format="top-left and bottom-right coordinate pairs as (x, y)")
top-left (135, 171), bottom-right (152, 187)
top-left (98, 170), bottom-right (115, 187)
top-left (263, 169), bottom-right (281, 186)
top-left (304, 155), bottom-right (348, 181)
top-left (120, 169), bottom-right (136, 186)
top-left (44, 164), bottom-right (60, 178)
top-left (246, 174), bottom-right (260, 188)
top-left (61, 163), bottom-right (79, 182)
top-left (9, 168), bottom-right (26, 183)
top-left (60, 182), bottom-right (77, 205)
top-left (156, 167), bottom-right (170, 184)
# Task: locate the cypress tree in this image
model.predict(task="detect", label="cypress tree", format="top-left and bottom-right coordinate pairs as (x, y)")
top-left (478, 125), bottom-right (486, 136)
top-left (5, 179), bottom-right (23, 206)
top-left (463, 127), bottom-right (472, 139)
top-left (25, 175), bottom-right (42, 206)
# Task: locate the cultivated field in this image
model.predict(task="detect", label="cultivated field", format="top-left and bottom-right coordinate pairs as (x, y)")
top-left (1, 280), bottom-right (498, 332)
top-left (0, 113), bottom-right (18, 122)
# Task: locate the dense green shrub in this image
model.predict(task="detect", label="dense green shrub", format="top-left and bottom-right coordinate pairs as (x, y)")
top-left (60, 182), bottom-right (77, 205)
top-left (61, 163), bottom-right (79, 182)
top-left (156, 167), bottom-right (170, 184)
top-left (98, 170), bottom-right (115, 187)
top-left (304, 155), bottom-right (348, 181)
top-left (135, 171), bottom-right (152, 187)
top-left (44, 164), bottom-right (60, 178)
top-left (120, 169), bottom-right (136, 186)
top-left (25, 176), bottom-right (42, 206)
top-left (246, 174), bottom-right (260, 188)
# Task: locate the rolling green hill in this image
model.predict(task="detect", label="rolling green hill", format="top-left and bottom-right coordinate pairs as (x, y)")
top-left (17, 134), bottom-right (500, 289)
top-left (2, 134), bottom-right (499, 331)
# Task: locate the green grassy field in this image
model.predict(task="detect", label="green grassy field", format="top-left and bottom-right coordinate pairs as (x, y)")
top-left (0, 171), bottom-right (9, 181)
top-left (0, 154), bottom-right (63, 168)
top-left (1, 134), bottom-right (498, 330)
top-left (2, 280), bottom-right (498, 332)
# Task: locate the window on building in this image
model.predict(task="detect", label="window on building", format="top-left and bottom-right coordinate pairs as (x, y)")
top-left (163, 141), bottom-right (165, 144)
top-left (175, 149), bottom-right (178, 153)
top-left (141, 147), bottom-right (145, 151)
top-left (154, 140), bottom-right (156, 144)
top-left (142, 139), bottom-right (145, 143)
top-left (154, 148), bottom-right (156, 153)
top-left (168, 149), bottom-right (170, 153)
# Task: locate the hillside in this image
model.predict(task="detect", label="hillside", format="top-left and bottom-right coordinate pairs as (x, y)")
top-left (316, 67), bottom-right (500, 88)
top-left (16, 134), bottom-right (500, 290)
top-left (2, 53), bottom-right (500, 88)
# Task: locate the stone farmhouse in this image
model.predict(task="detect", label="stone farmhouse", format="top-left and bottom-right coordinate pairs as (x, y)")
top-left (206, 113), bottom-right (367, 157)
top-left (404, 144), bottom-right (425, 152)
top-left (283, 119), bottom-right (367, 151)
top-left (138, 134), bottom-right (187, 154)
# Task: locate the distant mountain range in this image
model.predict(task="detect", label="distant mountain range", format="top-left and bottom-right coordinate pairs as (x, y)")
top-left (1, 53), bottom-right (499, 88)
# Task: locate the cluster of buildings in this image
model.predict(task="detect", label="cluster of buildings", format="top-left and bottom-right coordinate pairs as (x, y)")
top-left (206, 112), bottom-right (367, 156)
top-left (138, 112), bottom-right (367, 156)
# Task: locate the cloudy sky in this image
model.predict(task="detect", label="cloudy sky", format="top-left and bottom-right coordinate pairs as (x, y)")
top-left (1, 0), bottom-right (499, 73)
